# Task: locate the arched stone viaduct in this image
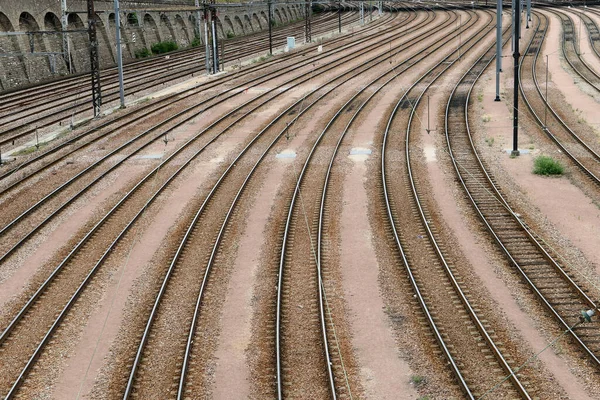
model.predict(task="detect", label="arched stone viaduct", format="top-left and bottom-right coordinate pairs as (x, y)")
top-left (0, 1), bottom-right (302, 90)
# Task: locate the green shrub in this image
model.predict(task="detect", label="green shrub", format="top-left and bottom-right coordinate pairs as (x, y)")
top-left (151, 40), bottom-right (178, 54)
top-left (134, 48), bottom-right (151, 58)
top-left (533, 155), bottom-right (564, 175)
top-left (191, 36), bottom-right (201, 47)
top-left (226, 31), bottom-right (235, 39)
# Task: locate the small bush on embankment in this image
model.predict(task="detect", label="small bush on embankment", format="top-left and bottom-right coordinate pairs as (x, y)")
top-left (134, 48), bottom-right (151, 58)
top-left (151, 41), bottom-right (178, 54)
top-left (533, 155), bottom-right (564, 176)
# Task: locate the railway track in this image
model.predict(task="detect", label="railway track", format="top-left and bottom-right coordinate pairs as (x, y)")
top-left (549, 7), bottom-right (600, 91)
top-left (519, 11), bottom-right (600, 185)
top-left (380, 10), bottom-right (534, 399)
top-left (0, 10), bottom-right (407, 268)
top-left (445, 9), bottom-right (600, 392)
top-left (273, 6), bottom-right (498, 399)
top-left (0, 11), bottom-right (363, 151)
top-left (119, 7), bottom-right (469, 399)
top-left (0, 8), bottom-right (441, 397)
top-left (0, 11), bottom-right (393, 189)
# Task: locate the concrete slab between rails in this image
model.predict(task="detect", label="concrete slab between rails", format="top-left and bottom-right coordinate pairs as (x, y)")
top-left (276, 150), bottom-right (296, 159)
top-left (505, 148), bottom-right (530, 155)
top-left (136, 154), bottom-right (164, 159)
top-left (349, 147), bottom-right (371, 161)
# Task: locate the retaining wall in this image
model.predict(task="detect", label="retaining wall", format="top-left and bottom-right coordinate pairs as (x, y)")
top-left (0, 1), bottom-right (302, 91)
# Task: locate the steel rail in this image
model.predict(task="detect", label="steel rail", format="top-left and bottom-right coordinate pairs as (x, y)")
top-left (0, 9), bottom-right (409, 265)
top-left (275, 6), bottom-right (483, 398)
top-left (0, 11), bottom-right (356, 118)
top-left (402, 30), bottom-right (531, 400)
top-left (519, 11), bottom-right (600, 184)
top-left (0, 8), bottom-right (415, 398)
top-left (381, 10), bottom-right (527, 399)
top-left (274, 7), bottom-right (472, 396)
top-left (310, 5), bottom-right (474, 394)
top-left (0, 10), bottom-right (368, 147)
top-left (548, 7), bottom-right (600, 91)
top-left (445, 9), bottom-right (600, 378)
top-left (122, 7), bottom-right (454, 397)
top-left (0, 10), bottom-right (349, 108)
top-left (0, 10), bottom-right (398, 182)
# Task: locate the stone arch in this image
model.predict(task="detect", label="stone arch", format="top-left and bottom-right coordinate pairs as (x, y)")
top-left (66, 13), bottom-right (89, 72)
top-left (20, 12), bottom-right (54, 78)
top-left (290, 6), bottom-right (300, 19)
top-left (243, 14), bottom-right (252, 32)
top-left (144, 13), bottom-right (160, 44)
top-left (174, 14), bottom-right (190, 46)
top-left (274, 9), bottom-right (283, 25)
top-left (233, 15), bottom-right (244, 35)
top-left (260, 11), bottom-right (268, 26)
top-left (281, 8), bottom-right (289, 22)
top-left (159, 14), bottom-right (175, 42)
top-left (252, 13), bottom-right (262, 30)
top-left (95, 13), bottom-right (114, 66)
top-left (223, 15), bottom-right (234, 37)
top-left (215, 18), bottom-right (224, 39)
top-left (188, 14), bottom-right (199, 39)
top-left (43, 12), bottom-right (63, 60)
top-left (19, 12), bottom-right (45, 51)
top-left (127, 12), bottom-right (139, 26)
top-left (109, 13), bottom-right (133, 58)
top-left (0, 12), bottom-right (28, 89)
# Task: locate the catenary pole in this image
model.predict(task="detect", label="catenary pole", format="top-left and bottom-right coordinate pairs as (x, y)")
top-left (211, 6), bottom-right (218, 73)
top-left (113, 0), bottom-right (125, 108)
top-left (204, 4), bottom-right (210, 74)
top-left (495, 0), bottom-right (502, 101)
top-left (338, 0), bottom-right (341, 33)
top-left (61, 0), bottom-right (72, 73)
top-left (512, 0), bottom-right (520, 156)
top-left (268, 0), bottom-right (273, 55)
top-left (87, 0), bottom-right (102, 117)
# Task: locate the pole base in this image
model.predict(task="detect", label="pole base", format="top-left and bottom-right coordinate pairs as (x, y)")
top-left (511, 150), bottom-right (520, 157)
top-left (494, 96), bottom-right (501, 101)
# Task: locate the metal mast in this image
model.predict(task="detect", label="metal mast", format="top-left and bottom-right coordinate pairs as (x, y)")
top-left (114, 0), bottom-right (125, 107)
top-left (87, 0), bottom-right (102, 116)
top-left (305, 0), bottom-right (311, 43)
top-left (268, 0), bottom-right (273, 54)
top-left (512, 0), bottom-right (520, 156)
top-left (61, 0), bottom-right (72, 73)
top-left (495, 0), bottom-right (502, 101)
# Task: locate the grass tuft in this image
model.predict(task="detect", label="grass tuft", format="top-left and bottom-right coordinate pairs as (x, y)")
top-left (533, 155), bottom-right (564, 175)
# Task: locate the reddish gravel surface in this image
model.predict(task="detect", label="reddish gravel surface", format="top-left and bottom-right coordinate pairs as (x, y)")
top-left (1, 6), bottom-right (600, 400)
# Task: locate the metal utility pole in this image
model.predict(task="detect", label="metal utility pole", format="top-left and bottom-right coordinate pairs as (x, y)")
top-left (204, 4), bottom-right (210, 74)
top-left (338, 0), bottom-right (342, 33)
top-left (61, 0), bottom-right (72, 73)
top-left (495, 0), bottom-right (502, 101)
top-left (544, 54), bottom-right (549, 128)
top-left (87, 0), bottom-right (102, 117)
top-left (360, 1), bottom-right (364, 25)
top-left (268, 0), bottom-right (273, 54)
top-left (210, 4), bottom-right (219, 73)
top-left (512, 0), bottom-right (521, 156)
top-left (305, 0), bottom-right (312, 43)
top-left (113, 0), bottom-right (125, 108)
top-left (526, 0), bottom-right (531, 28)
